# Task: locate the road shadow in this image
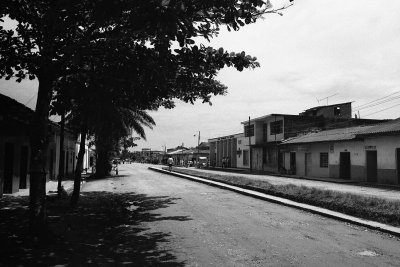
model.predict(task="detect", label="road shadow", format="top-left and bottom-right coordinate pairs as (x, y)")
top-left (0, 192), bottom-right (191, 266)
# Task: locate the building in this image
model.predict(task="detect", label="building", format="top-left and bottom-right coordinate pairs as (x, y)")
top-left (208, 133), bottom-right (248, 169)
top-left (241, 102), bottom-right (386, 173)
top-left (0, 94), bottom-right (84, 195)
top-left (167, 144), bottom-right (209, 166)
top-left (280, 118), bottom-right (400, 185)
top-left (299, 102), bottom-right (352, 119)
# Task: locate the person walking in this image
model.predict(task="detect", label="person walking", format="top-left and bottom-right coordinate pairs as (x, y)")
top-left (167, 157), bottom-right (174, 172)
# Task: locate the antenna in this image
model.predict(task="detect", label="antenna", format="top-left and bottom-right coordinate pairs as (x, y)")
top-left (317, 93), bottom-right (338, 106)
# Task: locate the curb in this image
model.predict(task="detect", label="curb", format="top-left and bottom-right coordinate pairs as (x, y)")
top-left (149, 166), bottom-right (400, 237)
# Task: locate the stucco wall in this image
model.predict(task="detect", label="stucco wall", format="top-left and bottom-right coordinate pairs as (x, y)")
top-left (364, 135), bottom-right (400, 184)
top-left (236, 136), bottom-right (249, 169)
top-left (265, 115), bottom-right (285, 143)
top-left (0, 135), bottom-right (30, 194)
top-left (305, 143), bottom-right (331, 178)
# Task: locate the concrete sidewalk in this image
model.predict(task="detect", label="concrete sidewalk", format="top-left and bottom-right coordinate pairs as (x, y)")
top-left (11, 180), bottom-right (75, 197)
top-left (177, 166), bottom-right (400, 201)
top-left (149, 166), bottom-right (400, 237)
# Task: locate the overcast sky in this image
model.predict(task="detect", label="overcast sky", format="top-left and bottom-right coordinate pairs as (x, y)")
top-left (1, 0), bottom-right (400, 151)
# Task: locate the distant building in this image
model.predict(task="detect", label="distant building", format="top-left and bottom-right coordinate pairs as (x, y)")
top-left (209, 133), bottom-right (247, 169)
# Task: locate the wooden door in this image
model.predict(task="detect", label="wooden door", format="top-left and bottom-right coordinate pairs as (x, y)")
top-left (366, 150), bottom-right (377, 183)
top-left (4, 143), bottom-right (14, 193)
top-left (290, 152), bottom-right (296, 175)
top-left (19, 146), bottom-right (28, 189)
top-left (339, 152), bottom-right (351, 180)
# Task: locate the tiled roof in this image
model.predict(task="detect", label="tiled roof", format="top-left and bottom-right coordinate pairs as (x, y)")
top-left (0, 93), bottom-right (34, 124)
top-left (281, 125), bottom-right (375, 144)
top-left (356, 118), bottom-right (400, 136)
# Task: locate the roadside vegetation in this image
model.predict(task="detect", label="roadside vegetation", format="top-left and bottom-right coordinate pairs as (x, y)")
top-left (166, 167), bottom-right (400, 227)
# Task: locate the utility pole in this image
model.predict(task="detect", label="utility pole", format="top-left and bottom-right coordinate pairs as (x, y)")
top-left (197, 130), bottom-right (200, 163)
top-left (248, 116), bottom-right (252, 172)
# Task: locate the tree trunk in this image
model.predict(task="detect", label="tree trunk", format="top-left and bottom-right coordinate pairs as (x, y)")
top-left (95, 133), bottom-right (112, 178)
top-left (29, 75), bottom-right (52, 234)
top-left (57, 110), bottom-right (65, 198)
top-left (70, 123), bottom-right (88, 208)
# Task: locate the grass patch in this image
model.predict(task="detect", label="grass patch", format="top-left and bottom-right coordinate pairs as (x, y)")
top-left (165, 167), bottom-right (400, 227)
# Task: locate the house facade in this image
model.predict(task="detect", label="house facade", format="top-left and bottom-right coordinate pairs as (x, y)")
top-left (241, 102), bottom-right (385, 173)
top-left (280, 119), bottom-right (400, 185)
top-left (209, 133), bottom-right (246, 168)
top-left (0, 94), bottom-right (83, 195)
top-left (241, 114), bottom-right (324, 172)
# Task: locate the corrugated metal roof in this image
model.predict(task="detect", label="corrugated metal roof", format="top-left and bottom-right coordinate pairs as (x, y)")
top-left (356, 118), bottom-right (400, 136)
top-left (281, 125), bottom-right (375, 144)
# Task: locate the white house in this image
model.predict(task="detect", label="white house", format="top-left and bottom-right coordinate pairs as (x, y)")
top-left (280, 118), bottom-right (400, 185)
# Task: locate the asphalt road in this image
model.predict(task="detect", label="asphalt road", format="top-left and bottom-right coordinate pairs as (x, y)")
top-left (82, 163), bottom-right (400, 266)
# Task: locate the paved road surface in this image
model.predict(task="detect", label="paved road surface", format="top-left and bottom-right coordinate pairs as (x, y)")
top-left (82, 163), bottom-right (400, 266)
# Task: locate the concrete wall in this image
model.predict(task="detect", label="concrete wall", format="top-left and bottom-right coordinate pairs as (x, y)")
top-left (0, 135), bottom-right (31, 194)
top-left (236, 135), bottom-right (249, 169)
top-left (0, 124), bottom-right (81, 195)
top-left (282, 135), bottom-right (400, 185)
top-left (209, 141), bottom-right (216, 166)
top-left (262, 115), bottom-right (285, 143)
top-left (316, 103), bottom-right (352, 119)
top-left (209, 134), bottom-right (242, 168)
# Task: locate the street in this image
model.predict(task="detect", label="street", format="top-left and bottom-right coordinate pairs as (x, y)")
top-left (81, 163), bottom-right (400, 266)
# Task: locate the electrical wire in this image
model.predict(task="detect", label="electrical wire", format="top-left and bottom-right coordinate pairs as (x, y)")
top-left (353, 95), bottom-right (400, 111)
top-left (353, 91), bottom-right (400, 110)
top-left (363, 103), bottom-right (400, 118)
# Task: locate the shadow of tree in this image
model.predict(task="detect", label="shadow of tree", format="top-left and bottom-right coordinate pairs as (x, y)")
top-left (0, 192), bottom-right (191, 266)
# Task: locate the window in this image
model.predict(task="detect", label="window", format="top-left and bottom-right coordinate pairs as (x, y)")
top-left (320, 152), bottom-right (328, 168)
top-left (238, 140), bottom-right (242, 145)
top-left (244, 124), bottom-right (254, 137)
top-left (270, 120), bottom-right (283, 135)
top-left (334, 106), bottom-right (341, 116)
top-left (243, 150), bottom-right (249, 165)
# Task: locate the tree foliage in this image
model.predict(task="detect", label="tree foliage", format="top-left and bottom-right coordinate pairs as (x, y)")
top-left (0, 0), bottom-right (293, 233)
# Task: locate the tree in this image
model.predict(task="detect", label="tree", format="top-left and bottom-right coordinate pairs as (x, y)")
top-left (1, 0), bottom-right (292, 234)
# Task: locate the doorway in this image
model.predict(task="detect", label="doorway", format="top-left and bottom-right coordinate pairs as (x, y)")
top-left (396, 148), bottom-right (400, 184)
top-left (290, 152), bottom-right (296, 175)
top-left (366, 150), bottom-right (377, 183)
top-left (4, 143), bottom-right (14, 194)
top-left (305, 153), bottom-right (312, 176)
top-left (19, 146), bottom-right (28, 189)
top-left (339, 152), bottom-right (351, 180)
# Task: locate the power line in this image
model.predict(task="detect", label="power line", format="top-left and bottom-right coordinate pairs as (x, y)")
top-left (353, 95), bottom-right (400, 112)
top-left (363, 103), bottom-right (400, 118)
top-left (353, 91), bottom-right (400, 110)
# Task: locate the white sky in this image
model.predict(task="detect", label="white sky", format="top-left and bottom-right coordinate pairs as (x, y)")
top-left (1, 0), bottom-right (400, 151)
